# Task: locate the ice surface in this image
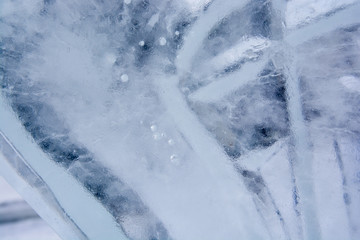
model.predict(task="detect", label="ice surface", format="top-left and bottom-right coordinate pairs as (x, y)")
top-left (1, 0), bottom-right (360, 240)
top-left (286, 0), bottom-right (357, 28)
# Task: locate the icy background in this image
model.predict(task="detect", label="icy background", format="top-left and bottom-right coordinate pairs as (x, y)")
top-left (1, 0), bottom-right (360, 239)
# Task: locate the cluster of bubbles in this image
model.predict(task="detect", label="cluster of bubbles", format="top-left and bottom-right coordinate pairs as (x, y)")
top-left (150, 124), bottom-right (179, 165)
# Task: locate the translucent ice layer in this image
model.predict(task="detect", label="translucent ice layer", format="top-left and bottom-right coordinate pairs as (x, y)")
top-left (1, 0), bottom-right (360, 240)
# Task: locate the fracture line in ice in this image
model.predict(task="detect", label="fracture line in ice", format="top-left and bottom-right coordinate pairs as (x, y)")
top-left (0, 96), bottom-right (128, 240)
top-left (196, 37), bottom-right (270, 76)
top-left (175, 0), bottom-right (250, 74)
top-left (155, 2), bottom-right (276, 233)
top-left (157, 75), bottom-right (270, 239)
top-left (335, 136), bottom-right (360, 239)
top-left (285, 0), bottom-right (357, 29)
top-left (253, 183), bottom-right (291, 240)
top-left (189, 56), bottom-right (268, 103)
top-left (285, 3), bottom-right (360, 46)
top-left (0, 133), bottom-right (85, 240)
top-left (236, 139), bottom-right (292, 239)
top-left (260, 143), bottom-right (302, 240)
top-left (311, 134), bottom-right (351, 240)
top-left (271, 1), bottom-right (324, 238)
top-left (238, 138), bottom-right (288, 172)
top-left (283, 52), bottom-right (321, 240)
top-left (174, 2), bottom-right (298, 239)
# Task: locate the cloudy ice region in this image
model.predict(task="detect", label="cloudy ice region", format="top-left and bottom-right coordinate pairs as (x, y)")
top-left (1, 0), bottom-right (360, 240)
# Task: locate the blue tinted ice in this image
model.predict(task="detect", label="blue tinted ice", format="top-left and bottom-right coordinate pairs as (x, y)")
top-left (1, 0), bottom-right (360, 239)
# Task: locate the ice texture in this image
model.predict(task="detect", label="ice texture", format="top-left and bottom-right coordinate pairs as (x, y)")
top-left (1, 0), bottom-right (360, 240)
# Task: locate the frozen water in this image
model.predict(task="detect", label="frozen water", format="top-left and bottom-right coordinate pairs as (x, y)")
top-left (1, 0), bottom-right (360, 240)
